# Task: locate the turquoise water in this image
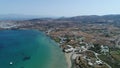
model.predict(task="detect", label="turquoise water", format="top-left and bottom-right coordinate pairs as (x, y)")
top-left (0, 30), bottom-right (67, 68)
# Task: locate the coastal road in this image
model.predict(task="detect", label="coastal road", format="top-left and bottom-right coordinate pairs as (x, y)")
top-left (87, 50), bottom-right (112, 68)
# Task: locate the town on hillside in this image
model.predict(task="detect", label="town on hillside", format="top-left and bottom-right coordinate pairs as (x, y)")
top-left (0, 15), bottom-right (120, 68)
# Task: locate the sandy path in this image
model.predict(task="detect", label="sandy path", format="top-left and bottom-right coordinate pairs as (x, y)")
top-left (64, 53), bottom-right (72, 68)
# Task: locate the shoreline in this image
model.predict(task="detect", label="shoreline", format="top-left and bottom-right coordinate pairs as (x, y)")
top-left (0, 29), bottom-right (71, 68)
top-left (0, 29), bottom-right (68, 68)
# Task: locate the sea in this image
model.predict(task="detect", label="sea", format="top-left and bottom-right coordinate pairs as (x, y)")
top-left (0, 30), bottom-right (67, 68)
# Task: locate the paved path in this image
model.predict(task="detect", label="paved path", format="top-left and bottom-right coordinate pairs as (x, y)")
top-left (88, 50), bottom-right (112, 68)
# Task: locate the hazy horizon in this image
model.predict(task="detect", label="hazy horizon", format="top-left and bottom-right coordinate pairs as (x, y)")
top-left (1, 0), bottom-right (120, 17)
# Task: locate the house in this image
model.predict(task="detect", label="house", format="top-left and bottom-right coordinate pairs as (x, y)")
top-left (95, 59), bottom-right (103, 65)
top-left (81, 46), bottom-right (87, 51)
top-left (63, 45), bottom-right (74, 53)
top-left (88, 62), bottom-right (93, 66)
top-left (59, 37), bottom-right (67, 44)
top-left (101, 45), bottom-right (109, 55)
top-left (76, 36), bottom-right (85, 42)
top-left (73, 47), bottom-right (82, 53)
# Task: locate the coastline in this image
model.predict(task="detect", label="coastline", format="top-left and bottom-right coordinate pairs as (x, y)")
top-left (0, 29), bottom-right (73, 68)
top-left (0, 29), bottom-right (68, 68)
top-left (44, 30), bottom-right (72, 68)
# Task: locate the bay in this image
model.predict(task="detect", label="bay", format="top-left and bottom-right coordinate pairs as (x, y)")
top-left (0, 30), bottom-right (67, 68)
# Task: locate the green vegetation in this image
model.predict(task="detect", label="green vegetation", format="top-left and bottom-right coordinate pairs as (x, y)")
top-left (98, 49), bottom-right (120, 68)
top-left (110, 50), bottom-right (120, 61)
top-left (89, 44), bottom-right (101, 53)
top-left (105, 33), bottom-right (110, 37)
top-left (64, 35), bottom-right (71, 43)
top-left (54, 37), bottom-right (61, 43)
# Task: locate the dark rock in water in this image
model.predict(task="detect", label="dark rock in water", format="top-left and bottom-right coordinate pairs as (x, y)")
top-left (22, 56), bottom-right (31, 61)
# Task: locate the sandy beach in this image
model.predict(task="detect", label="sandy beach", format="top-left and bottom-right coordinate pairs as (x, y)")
top-left (64, 53), bottom-right (72, 68)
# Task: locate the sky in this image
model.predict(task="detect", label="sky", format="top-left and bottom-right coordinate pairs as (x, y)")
top-left (0, 0), bottom-right (120, 17)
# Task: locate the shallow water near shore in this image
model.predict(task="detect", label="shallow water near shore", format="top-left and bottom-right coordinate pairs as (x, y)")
top-left (0, 30), bottom-right (67, 68)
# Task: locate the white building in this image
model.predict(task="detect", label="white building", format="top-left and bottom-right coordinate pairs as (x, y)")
top-left (101, 45), bottom-right (109, 55)
top-left (64, 45), bottom-right (74, 53)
